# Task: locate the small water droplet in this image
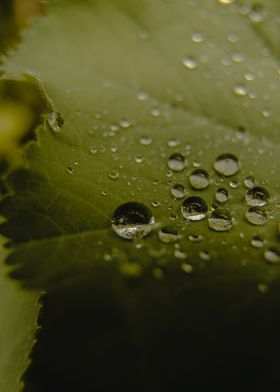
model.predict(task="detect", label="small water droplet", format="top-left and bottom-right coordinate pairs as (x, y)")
top-left (167, 138), bottom-right (181, 148)
top-left (244, 176), bottom-right (256, 189)
top-left (249, 4), bottom-right (265, 23)
top-left (189, 169), bottom-right (209, 190)
top-left (233, 84), bottom-right (248, 97)
top-left (112, 202), bottom-right (155, 240)
top-left (168, 153), bottom-right (186, 172)
top-left (214, 153), bottom-right (239, 176)
top-left (134, 155), bottom-right (144, 164)
top-left (108, 170), bottom-right (119, 180)
top-left (188, 234), bottom-right (204, 242)
top-left (181, 196), bottom-right (208, 221)
top-left (191, 32), bottom-right (204, 43)
top-left (169, 211), bottom-right (179, 220)
top-left (175, 250), bottom-right (187, 260)
top-left (245, 186), bottom-right (269, 207)
top-left (171, 184), bottom-right (186, 199)
top-left (47, 112), bottom-right (64, 132)
top-left (137, 90), bottom-right (149, 100)
top-left (158, 226), bottom-right (179, 243)
top-left (139, 29), bottom-right (149, 39)
top-left (140, 136), bottom-right (152, 146)
top-left (119, 119), bottom-right (132, 128)
top-left (65, 166), bottom-right (74, 175)
top-left (219, 0), bottom-right (234, 4)
top-left (257, 283), bottom-right (268, 294)
top-left (215, 188), bottom-right (229, 203)
top-left (208, 209), bottom-right (232, 232)
top-left (150, 107), bottom-right (161, 117)
top-left (264, 248), bottom-right (280, 264)
top-left (182, 56), bottom-right (197, 69)
top-left (246, 207), bottom-right (267, 226)
top-left (152, 200), bottom-right (160, 208)
top-left (199, 250), bottom-right (211, 261)
top-left (181, 263), bottom-right (193, 273)
top-left (251, 235), bottom-right (264, 248)
top-left (229, 179), bottom-right (240, 189)
top-left (232, 53), bottom-right (245, 63)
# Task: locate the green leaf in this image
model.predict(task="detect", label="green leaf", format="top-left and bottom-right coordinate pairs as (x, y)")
top-left (0, 237), bottom-right (40, 392)
top-left (1, 0), bottom-right (280, 389)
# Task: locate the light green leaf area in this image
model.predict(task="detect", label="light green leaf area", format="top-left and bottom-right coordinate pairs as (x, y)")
top-left (0, 238), bottom-right (40, 392)
top-left (0, 0), bottom-right (280, 291)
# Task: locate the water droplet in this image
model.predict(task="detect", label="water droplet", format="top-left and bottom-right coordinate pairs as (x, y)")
top-left (65, 166), bottom-right (74, 175)
top-left (139, 29), bottom-right (149, 39)
top-left (112, 202), bottom-right (155, 240)
top-left (158, 226), bottom-right (179, 243)
top-left (246, 207), bottom-right (267, 226)
top-left (108, 170), bottom-right (119, 180)
top-left (171, 184), bottom-right (186, 199)
top-left (134, 155), bottom-right (144, 164)
top-left (257, 283), bottom-right (268, 294)
top-left (249, 4), bottom-right (265, 23)
top-left (199, 250), bottom-right (211, 261)
top-left (119, 119), bottom-right (132, 128)
top-left (245, 186), bottom-right (269, 207)
top-left (174, 250), bottom-right (187, 260)
top-left (264, 248), bottom-right (280, 264)
top-left (182, 56), bottom-right (197, 69)
top-left (150, 107), bottom-right (161, 117)
top-left (167, 138), bottom-right (181, 148)
top-left (140, 136), bottom-right (152, 146)
top-left (47, 112), bottom-right (64, 132)
top-left (215, 188), bottom-right (229, 203)
top-left (229, 180), bottom-right (239, 189)
top-left (168, 153), bottom-right (186, 172)
top-left (244, 176), bottom-right (256, 189)
top-left (188, 234), bottom-right (204, 242)
top-left (251, 235), bottom-right (264, 248)
top-left (233, 84), bottom-right (248, 97)
top-left (219, 0), bottom-right (234, 4)
top-left (189, 169), bottom-right (209, 190)
top-left (181, 263), bottom-right (193, 273)
top-left (181, 196), bottom-right (208, 221)
top-left (191, 32), bottom-right (204, 43)
top-left (152, 200), bottom-right (160, 208)
top-left (208, 209), bottom-right (232, 232)
top-left (232, 53), bottom-right (245, 63)
top-left (214, 153), bottom-right (239, 176)
top-left (137, 90), bottom-right (148, 101)
top-left (227, 32), bottom-right (239, 43)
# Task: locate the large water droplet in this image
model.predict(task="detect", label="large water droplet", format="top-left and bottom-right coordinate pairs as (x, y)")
top-left (245, 187), bottom-right (269, 207)
top-left (158, 226), bottom-right (179, 243)
top-left (214, 153), bottom-right (239, 176)
top-left (215, 188), bottom-right (229, 203)
top-left (171, 184), bottom-right (186, 199)
top-left (112, 202), bottom-right (155, 240)
top-left (264, 248), bottom-right (280, 264)
top-left (208, 209), bottom-right (232, 232)
top-left (246, 207), bottom-right (267, 226)
top-left (47, 112), bottom-right (64, 132)
top-left (181, 196), bottom-right (208, 221)
top-left (168, 153), bottom-right (186, 172)
top-left (189, 169), bottom-right (209, 190)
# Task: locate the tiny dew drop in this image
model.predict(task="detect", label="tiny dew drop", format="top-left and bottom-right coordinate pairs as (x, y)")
top-left (189, 169), bottom-right (209, 190)
top-left (245, 186), bottom-right (269, 207)
top-left (158, 226), bottom-right (179, 243)
top-left (244, 176), bottom-right (256, 189)
top-left (215, 188), bottom-right (229, 203)
top-left (112, 202), bottom-right (155, 240)
top-left (245, 207), bottom-right (267, 226)
top-left (168, 153), bottom-right (186, 172)
top-left (208, 209), bottom-right (232, 232)
top-left (171, 184), bottom-right (186, 199)
top-left (134, 155), bottom-right (144, 164)
top-left (191, 32), bottom-right (204, 43)
top-left (137, 90), bottom-right (148, 101)
top-left (182, 56), bottom-right (197, 69)
top-left (188, 234), bottom-right (204, 242)
top-left (47, 111), bottom-right (64, 132)
top-left (229, 180), bottom-right (239, 189)
top-left (65, 166), bottom-right (75, 175)
top-left (167, 138), bottom-right (181, 148)
top-left (214, 153), bottom-right (239, 176)
top-left (140, 136), bottom-right (152, 146)
top-left (264, 248), bottom-right (280, 264)
top-left (181, 196), bottom-right (208, 221)
top-left (251, 235), bottom-right (264, 248)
